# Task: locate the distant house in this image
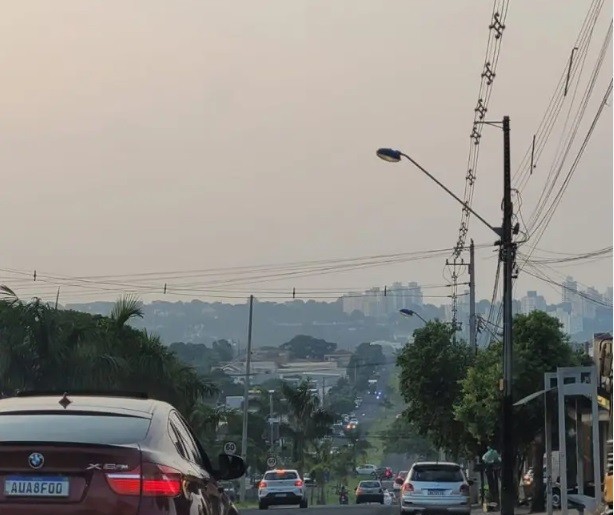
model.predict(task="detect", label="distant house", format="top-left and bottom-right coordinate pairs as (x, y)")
top-left (323, 350), bottom-right (353, 367)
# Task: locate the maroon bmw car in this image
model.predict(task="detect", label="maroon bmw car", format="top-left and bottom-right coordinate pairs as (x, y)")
top-left (0, 391), bottom-right (245, 514)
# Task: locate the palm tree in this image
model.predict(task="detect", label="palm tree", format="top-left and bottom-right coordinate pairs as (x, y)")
top-left (281, 380), bottom-right (335, 476)
top-left (0, 292), bottom-right (215, 418)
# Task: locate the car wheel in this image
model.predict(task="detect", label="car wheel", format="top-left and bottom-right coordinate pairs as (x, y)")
top-left (258, 501), bottom-right (268, 510)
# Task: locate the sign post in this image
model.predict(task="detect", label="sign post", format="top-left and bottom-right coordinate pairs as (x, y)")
top-left (224, 442), bottom-right (237, 455)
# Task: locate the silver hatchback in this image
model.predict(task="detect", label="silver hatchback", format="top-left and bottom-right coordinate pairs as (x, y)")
top-left (400, 462), bottom-right (471, 515)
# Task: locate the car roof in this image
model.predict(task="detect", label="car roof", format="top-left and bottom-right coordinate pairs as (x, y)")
top-left (411, 461), bottom-right (462, 467)
top-left (359, 480), bottom-right (381, 484)
top-left (265, 469), bottom-right (299, 474)
top-left (0, 394), bottom-right (169, 418)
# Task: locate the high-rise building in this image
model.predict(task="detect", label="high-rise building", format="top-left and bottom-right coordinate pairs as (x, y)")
top-left (583, 287), bottom-right (602, 319)
top-left (605, 287), bottom-right (613, 305)
top-left (521, 290), bottom-right (547, 314)
top-left (341, 292), bottom-right (365, 315)
top-left (406, 281), bottom-right (423, 306)
top-left (562, 276), bottom-right (578, 303)
top-left (364, 287), bottom-right (385, 318)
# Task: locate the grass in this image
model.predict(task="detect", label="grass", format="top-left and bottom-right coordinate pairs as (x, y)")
top-left (234, 500), bottom-right (258, 509)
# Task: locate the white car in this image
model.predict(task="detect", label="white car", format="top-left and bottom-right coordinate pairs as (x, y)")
top-left (258, 469), bottom-right (307, 510)
top-left (355, 464), bottom-right (377, 476)
top-left (400, 462), bottom-right (471, 515)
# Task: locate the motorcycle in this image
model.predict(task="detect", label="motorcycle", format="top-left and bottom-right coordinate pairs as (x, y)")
top-left (339, 491), bottom-right (349, 505)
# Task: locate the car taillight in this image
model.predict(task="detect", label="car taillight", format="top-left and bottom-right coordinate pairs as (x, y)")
top-left (259, 481), bottom-right (268, 488)
top-left (402, 483), bottom-right (414, 493)
top-left (295, 480), bottom-right (304, 487)
top-left (356, 488), bottom-right (363, 494)
top-left (106, 463), bottom-right (182, 497)
top-left (460, 484), bottom-right (470, 495)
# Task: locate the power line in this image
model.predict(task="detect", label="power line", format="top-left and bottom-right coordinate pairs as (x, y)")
top-left (447, 0), bottom-right (510, 331)
top-left (513, 0), bottom-right (607, 190)
top-left (517, 78), bottom-right (613, 274)
top-left (522, 264), bottom-right (613, 308)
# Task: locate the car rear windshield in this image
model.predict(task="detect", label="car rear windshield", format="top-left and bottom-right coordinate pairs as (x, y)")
top-left (410, 465), bottom-right (464, 482)
top-left (360, 481), bottom-right (381, 488)
top-left (0, 412), bottom-right (151, 445)
top-left (264, 471), bottom-right (298, 480)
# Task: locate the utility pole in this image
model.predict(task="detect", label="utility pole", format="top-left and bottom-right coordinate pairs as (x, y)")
top-left (500, 115), bottom-right (515, 515)
top-left (321, 377), bottom-right (326, 405)
top-left (268, 390), bottom-right (274, 454)
top-left (469, 240), bottom-right (477, 355)
top-left (240, 295), bottom-right (254, 503)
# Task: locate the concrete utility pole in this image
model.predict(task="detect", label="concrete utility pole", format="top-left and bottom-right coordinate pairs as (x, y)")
top-left (240, 295), bottom-right (254, 503)
top-left (469, 240), bottom-right (477, 355)
top-left (500, 116), bottom-right (516, 515)
top-left (376, 121), bottom-right (516, 513)
top-left (268, 389), bottom-right (275, 453)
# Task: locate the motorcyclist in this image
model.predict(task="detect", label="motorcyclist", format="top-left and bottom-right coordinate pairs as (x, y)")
top-left (339, 485), bottom-right (348, 504)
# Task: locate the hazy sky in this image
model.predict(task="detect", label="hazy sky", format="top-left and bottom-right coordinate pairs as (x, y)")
top-left (0, 1), bottom-right (611, 305)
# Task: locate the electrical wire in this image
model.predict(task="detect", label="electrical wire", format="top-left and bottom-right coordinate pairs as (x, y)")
top-left (513, 0), bottom-right (607, 190)
top-left (517, 78), bottom-right (613, 275)
top-left (447, 0), bottom-right (509, 330)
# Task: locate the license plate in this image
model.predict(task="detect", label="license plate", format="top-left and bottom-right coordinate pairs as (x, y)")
top-left (428, 490), bottom-right (444, 496)
top-left (5, 476), bottom-right (70, 497)
top-left (275, 493), bottom-right (287, 497)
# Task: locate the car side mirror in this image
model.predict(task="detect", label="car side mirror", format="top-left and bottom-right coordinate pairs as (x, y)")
top-left (214, 454), bottom-right (246, 481)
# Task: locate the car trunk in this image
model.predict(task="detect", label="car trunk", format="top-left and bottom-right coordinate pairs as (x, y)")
top-left (358, 482), bottom-right (382, 495)
top-left (0, 442), bottom-right (142, 514)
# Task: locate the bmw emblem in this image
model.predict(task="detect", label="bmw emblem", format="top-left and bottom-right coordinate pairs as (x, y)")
top-left (28, 452), bottom-right (44, 469)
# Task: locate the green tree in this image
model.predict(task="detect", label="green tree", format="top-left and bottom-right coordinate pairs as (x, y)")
top-left (455, 311), bottom-right (581, 510)
top-left (382, 416), bottom-right (439, 459)
top-left (281, 380), bottom-right (335, 475)
top-left (212, 339), bottom-right (234, 362)
top-left (347, 342), bottom-right (386, 392)
top-left (396, 321), bottom-right (475, 457)
top-left (280, 335), bottom-right (337, 360)
top-left (0, 292), bottom-right (214, 418)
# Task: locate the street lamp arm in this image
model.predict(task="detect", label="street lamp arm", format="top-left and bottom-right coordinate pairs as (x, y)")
top-left (413, 312), bottom-right (428, 324)
top-left (398, 152), bottom-right (500, 237)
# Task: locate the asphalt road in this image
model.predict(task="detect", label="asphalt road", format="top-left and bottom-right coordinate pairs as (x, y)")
top-left (242, 504), bottom-right (396, 515)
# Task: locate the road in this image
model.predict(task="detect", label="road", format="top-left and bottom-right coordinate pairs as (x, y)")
top-left (242, 504), bottom-right (396, 515)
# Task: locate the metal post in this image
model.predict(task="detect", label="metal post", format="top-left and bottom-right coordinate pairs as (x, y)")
top-left (545, 389), bottom-right (553, 515)
top-left (269, 390), bottom-right (274, 453)
top-left (240, 295), bottom-right (254, 502)
top-left (500, 115), bottom-right (516, 515)
top-left (557, 369), bottom-right (568, 515)
top-left (469, 239), bottom-right (477, 356)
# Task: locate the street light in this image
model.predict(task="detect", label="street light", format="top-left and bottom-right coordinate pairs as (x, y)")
top-left (376, 117), bottom-right (515, 515)
top-left (376, 148), bottom-right (499, 234)
top-left (268, 390), bottom-right (275, 453)
top-left (399, 308), bottom-right (427, 325)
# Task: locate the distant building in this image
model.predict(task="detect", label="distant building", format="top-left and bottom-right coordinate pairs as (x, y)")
top-left (605, 287), bottom-right (613, 306)
top-left (341, 292), bottom-right (365, 316)
top-left (406, 281), bottom-right (423, 306)
top-left (521, 290), bottom-right (547, 314)
top-left (581, 287), bottom-right (599, 319)
top-left (562, 276), bottom-right (578, 303)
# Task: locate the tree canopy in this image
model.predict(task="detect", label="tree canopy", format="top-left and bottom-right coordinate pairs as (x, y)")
top-left (396, 321), bottom-right (475, 456)
top-left (395, 312), bottom-right (587, 511)
top-left (347, 342), bottom-right (386, 391)
top-left (279, 335), bottom-right (337, 360)
top-left (0, 292), bottom-right (214, 417)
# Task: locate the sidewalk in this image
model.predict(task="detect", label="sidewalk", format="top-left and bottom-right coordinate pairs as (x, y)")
top-left (480, 509), bottom-right (582, 515)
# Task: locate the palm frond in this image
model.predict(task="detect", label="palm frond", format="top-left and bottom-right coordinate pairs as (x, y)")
top-left (110, 295), bottom-right (143, 328)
